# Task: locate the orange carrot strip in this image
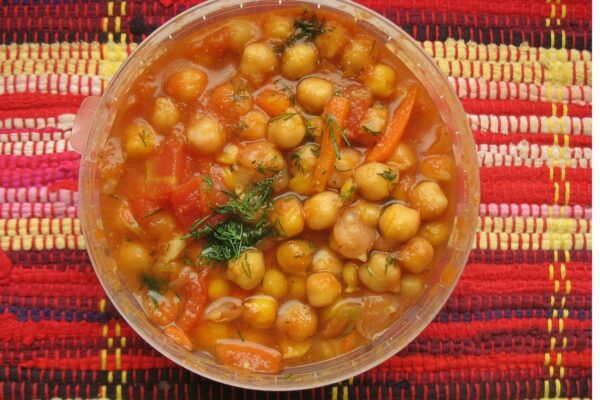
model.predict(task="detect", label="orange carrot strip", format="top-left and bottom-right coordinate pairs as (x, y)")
top-left (256, 89), bottom-right (292, 117)
top-left (365, 86), bottom-right (417, 162)
top-left (312, 96), bottom-right (351, 192)
top-left (164, 326), bottom-right (193, 351)
top-left (214, 339), bottom-right (283, 372)
top-left (175, 267), bottom-right (209, 332)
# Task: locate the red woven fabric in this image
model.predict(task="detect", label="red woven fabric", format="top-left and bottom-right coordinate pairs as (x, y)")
top-left (0, 0), bottom-right (591, 399)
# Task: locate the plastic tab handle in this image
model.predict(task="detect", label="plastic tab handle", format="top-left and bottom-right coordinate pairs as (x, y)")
top-left (71, 96), bottom-right (102, 155)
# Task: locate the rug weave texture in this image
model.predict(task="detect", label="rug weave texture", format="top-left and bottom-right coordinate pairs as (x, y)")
top-left (0, 0), bottom-right (592, 399)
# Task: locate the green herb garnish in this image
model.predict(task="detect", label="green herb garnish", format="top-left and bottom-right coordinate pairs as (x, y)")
top-left (339, 184), bottom-right (357, 202)
top-left (201, 176), bottom-right (215, 191)
top-left (137, 129), bottom-right (150, 147)
top-left (142, 208), bottom-right (163, 219)
top-left (291, 152), bottom-right (304, 173)
top-left (269, 112), bottom-right (299, 123)
top-left (140, 273), bottom-right (164, 292)
top-left (377, 169), bottom-right (397, 182)
top-left (109, 194), bottom-right (120, 200)
top-left (326, 112), bottom-right (352, 160)
top-left (237, 329), bottom-right (245, 342)
top-left (385, 257), bottom-right (397, 274)
top-left (287, 12), bottom-right (327, 45)
top-left (231, 82), bottom-right (250, 101)
top-left (362, 126), bottom-right (381, 136)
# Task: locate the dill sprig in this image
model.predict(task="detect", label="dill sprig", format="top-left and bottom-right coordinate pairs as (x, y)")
top-left (213, 177), bottom-right (275, 222)
top-left (269, 112), bottom-right (299, 124)
top-left (362, 125), bottom-right (381, 136)
top-left (139, 273), bottom-right (164, 292)
top-left (377, 169), bottom-right (397, 182)
top-left (326, 112), bottom-right (352, 160)
top-left (142, 208), bottom-right (163, 219)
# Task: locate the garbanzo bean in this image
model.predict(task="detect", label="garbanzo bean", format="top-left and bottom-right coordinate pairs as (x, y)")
top-left (378, 204), bottom-right (420, 242)
top-left (358, 252), bottom-right (402, 293)
top-left (398, 236), bottom-right (434, 274)
top-left (142, 290), bottom-right (181, 326)
top-left (303, 191), bottom-right (343, 230)
top-left (296, 77), bottom-right (334, 114)
top-left (267, 108), bottom-right (306, 149)
top-left (227, 20), bottom-right (258, 52)
top-left (311, 247), bottom-right (343, 277)
top-left (260, 269), bottom-right (288, 299)
top-left (123, 122), bottom-right (156, 158)
top-left (186, 114), bottom-right (225, 155)
top-left (409, 181), bottom-right (449, 220)
top-left (305, 117), bottom-right (324, 141)
top-left (277, 300), bottom-right (318, 341)
top-left (165, 67), bottom-right (208, 101)
top-left (341, 35), bottom-right (377, 76)
top-left (268, 195), bottom-right (305, 237)
top-left (342, 263), bottom-right (360, 292)
top-left (289, 144), bottom-right (320, 176)
top-left (240, 43), bottom-right (278, 83)
top-left (227, 250), bottom-right (265, 290)
top-left (354, 162), bottom-right (399, 201)
top-left (354, 201), bottom-right (381, 228)
top-left (315, 21), bottom-right (348, 58)
top-left (281, 43), bottom-right (319, 80)
top-left (387, 143), bottom-right (416, 172)
top-left (360, 102), bottom-right (388, 137)
top-left (208, 277), bottom-right (232, 300)
top-left (242, 295), bottom-right (278, 329)
top-left (276, 240), bottom-right (315, 276)
top-left (238, 110), bottom-right (268, 140)
top-left (419, 220), bottom-right (452, 246)
top-left (361, 64), bottom-right (396, 97)
top-left (150, 97), bottom-right (180, 133)
top-left (264, 15), bottom-right (293, 39)
top-left (400, 273), bottom-right (424, 298)
top-left (239, 141), bottom-right (286, 173)
top-left (115, 241), bottom-right (152, 275)
top-left (306, 272), bottom-right (342, 307)
top-left (288, 275), bottom-right (307, 300)
top-left (421, 154), bottom-right (455, 181)
top-left (329, 148), bottom-right (361, 188)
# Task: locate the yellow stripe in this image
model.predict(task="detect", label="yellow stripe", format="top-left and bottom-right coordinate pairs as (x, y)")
top-left (0, 235), bottom-right (86, 251)
top-left (477, 217), bottom-right (590, 235)
top-left (473, 233), bottom-right (591, 251)
top-left (0, 218), bottom-right (81, 236)
top-left (0, 59), bottom-right (122, 80)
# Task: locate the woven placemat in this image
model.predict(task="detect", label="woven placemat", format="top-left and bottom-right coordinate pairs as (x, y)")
top-left (0, 0), bottom-right (591, 399)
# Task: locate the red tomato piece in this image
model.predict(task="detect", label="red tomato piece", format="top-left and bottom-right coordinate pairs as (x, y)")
top-left (176, 267), bottom-right (209, 332)
top-left (145, 139), bottom-right (185, 203)
top-left (342, 85), bottom-right (374, 145)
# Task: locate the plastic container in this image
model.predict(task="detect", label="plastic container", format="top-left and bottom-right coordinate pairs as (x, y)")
top-left (73, 0), bottom-right (480, 391)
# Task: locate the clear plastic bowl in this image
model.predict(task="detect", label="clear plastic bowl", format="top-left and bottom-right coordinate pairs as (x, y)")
top-left (75, 0), bottom-right (480, 391)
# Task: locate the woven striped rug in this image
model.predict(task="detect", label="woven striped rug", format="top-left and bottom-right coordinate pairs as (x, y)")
top-left (0, 0), bottom-right (591, 399)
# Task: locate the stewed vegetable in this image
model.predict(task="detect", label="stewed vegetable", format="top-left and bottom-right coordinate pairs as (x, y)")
top-left (98, 7), bottom-right (456, 373)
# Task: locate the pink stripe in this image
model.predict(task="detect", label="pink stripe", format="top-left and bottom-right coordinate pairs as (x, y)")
top-left (479, 203), bottom-right (592, 220)
top-left (0, 187), bottom-right (78, 206)
top-left (0, 152), bottom-right (80, 169)
top-left (0, 202), bottom-right (78, 219)
top-left (0, 161), bottom-right (79, 187)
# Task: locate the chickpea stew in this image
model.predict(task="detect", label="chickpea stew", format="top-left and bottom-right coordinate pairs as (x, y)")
top-left (98, 8), bottom-right (456, 373)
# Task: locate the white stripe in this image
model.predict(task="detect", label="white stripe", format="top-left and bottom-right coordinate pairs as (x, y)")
top-left (0, 113), bottom-right (75, 130)
top-left (0, 74), bottom-right (103, 96)
top-left (468, 114), bottom-right (592, 135)
top-left (0, 129), bottom-right (71, 143)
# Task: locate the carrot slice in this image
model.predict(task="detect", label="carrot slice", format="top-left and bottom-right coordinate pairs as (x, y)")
top-left (255, 89), bottom-right (292, 117)
top-left (365, 86), bottom-right (417, 162)
top-left (164, 326), bottom-right (193, 351)
top-left (214, 339), bottom-right (283, 372)
top-left (175, 267), bottom-right (209, 332)
top-left (312, 96), bottom-right (351, 192)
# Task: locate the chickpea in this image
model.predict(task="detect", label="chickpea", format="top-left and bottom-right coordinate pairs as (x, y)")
top-left (268, 195), bottom-right (305, 237)
top-left (237, 110), bottom-right (268, 140)
top-left (311, 247), bottom-right (342, 277)
top-left (354, 162), bottom-right (399, 201)
top-left (115, 241), bottom-right (152, 275)
top-left (360, 102), bottom-right (388, 137)
top-left (216, 144), bottom-right (239, 165)
top-left (305, 117), bottom-right (324, 141)
top-left (361, 64), bottom-right (396, 98)
top-left (281, 43), bottom-right (319, 80)
top-left (400, 273), bottom-right (424, 298)
top-left (272, 167), bottom-right (289, 192)
top-left (288, 173), bottom-right (313, 196)
top-left (239, 141), bottom-right (286, 173)
top-left (421, 154), bottom-right (455, 182)
top-left (289, 144), bottom-right (319, 176)
top-left (341, 35), bottom-right (377, 77)
top-left (391, 175), bottom-right (415, 202)
top-left (264, 15), bottom-right (293, 40)
top-left (354, 201), bottom-right (381, 228)
top-left (227, 249), bottom-right (265, 290)
top-left (419, 221), bottom-right (452, 246)
top-left (142, 289), bottom-right (180, 326)
top-left (227, 20), bottom-right (258, 52)
top-left (208, 277), bottom-right (232, 300)
top-left (146, 211), bottom-right (179, 241)
top-left (165, 68), bottom-right (208, 101)
top-left (296, 77), bottom-right (334, 114)
top-left (123, 122), bottom-right (156, 158)
top-left (240, 43), bottom-right (278, 83)
top-left (378, 204), bottom-right (420, 242)
top-left (398, 236), bottom-right (434, 274)
top-left (279, 336), bottom-right (311, 359)
top-left (303, 191), bottom-right (343, 230)
top-left (260, 269), bottom-right (288, 299)
top-left (388, 143), bottom-right (416, 172)
top-left (276, 240), bottom-right (315, 276)
top-left (210, 81), bottom-right (254, 117)
top-left (185, 115), bottom-right (225, 155)
top-left (342, 262), bottom-right (360, 292)
top-left (358, 252), bottom-right (402, 293)
top-left (242, 295), bottom-right (278, 329)
top-left (409, 181), bottom-right (449, 220)
top-left (288, 276), bottom-right (307, 300)
top-left (150, 97), bottom-right (180, 133)
top-left (329, 148), bottom-right (361, 188)
top-left (315, 21), bottom-right (348, 59)
top-left (276, 300), bottom-right (318, 341)
top-left (306, 272), bottom-right (342, 307)
top-left (267, 108), bottom-right (306, 149)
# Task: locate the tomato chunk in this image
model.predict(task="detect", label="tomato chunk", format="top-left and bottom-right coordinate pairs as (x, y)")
top-left (145, 138), bottom-right (185, 202)
top-left (214, 339), bottom-right (283, 372)
top-left (175, 267), bottom-right (210, 332)
top-left (342, 85), bottom-right (374, 145)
